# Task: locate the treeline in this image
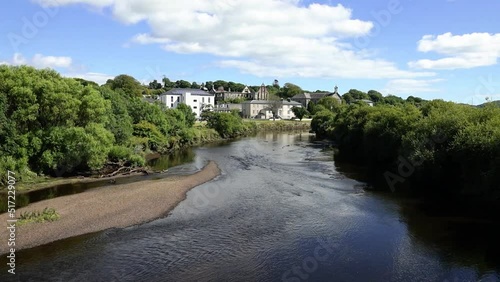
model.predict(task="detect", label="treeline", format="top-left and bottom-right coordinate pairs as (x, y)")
top-left (311, 96), bottom-right (500, 199)
top-left (0, 66), bottom-right (221, 185)
top-left (145, 77), bottom-right (313, 100)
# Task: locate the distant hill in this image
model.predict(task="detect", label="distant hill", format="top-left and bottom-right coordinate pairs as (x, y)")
top-left (477, 100), bottom-right (500, 108)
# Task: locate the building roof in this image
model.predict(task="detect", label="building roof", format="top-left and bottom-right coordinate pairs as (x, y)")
top-left (292, 92), bottom-right (342, 100)
top-left (161, 88), bottom-right (213, 96)
top-left (242, 100), bottom-right (302, 106)
top-left (292, 92), bottom-right (330, 99)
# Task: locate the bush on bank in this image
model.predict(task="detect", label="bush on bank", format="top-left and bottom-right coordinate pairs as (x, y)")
top-left (314, 99), bottom-right (500, 198)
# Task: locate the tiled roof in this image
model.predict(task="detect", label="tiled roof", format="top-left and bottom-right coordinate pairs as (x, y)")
top-left (161, 88), bottom-right (213, 96)
top-left (292, 92), bottom-right (342, 99)
top-left (242, 100), bottom-right (301, 105)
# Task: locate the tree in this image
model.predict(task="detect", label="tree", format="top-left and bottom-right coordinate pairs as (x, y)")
top-left (205, 81), bottom-right (214, 91)
top-left (78, 86), bottom-right (111, 126)
top-left (176, 103), bottom-right (196, 127)
top-left (380, 95), bottom-right (405, 105)
top-left (162, 76), bottom-right (174, 89)
top-left (291, 106), bottom-right (308, 121)
top-left (311, 110), bottom-right (335, 137)
top-left (174, 80), bottom-right (191, 88)
top-left (268, 93), bottom-right (283, 119)
top-left (317, 96), bottom-right (340, 112)
top-left (213, 80), bottom-right (228, 91)
top-left (106, 74), bottom-right (144, 97)
top-left (74, 78), bottom-right (99, 88)
top-left (367, 90), bottom-right (383, 103)
top-left (347, 89), bottom-right (369, 100)
top-left (205, 112), bottom-right (251, 138)
top-left (279, 83), bottom-right (303, 99)
top-left (148, 79), bottom-right (163, 90)
top-left (191, 81), bottom-right (200, 89)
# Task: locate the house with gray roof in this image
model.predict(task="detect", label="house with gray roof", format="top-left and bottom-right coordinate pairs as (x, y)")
top-left (159, 88), bottom-right (214, 118)
top-left (241, 99), bottom-right (302, 119)
top-left (291, 86), bottom-right (342, 107)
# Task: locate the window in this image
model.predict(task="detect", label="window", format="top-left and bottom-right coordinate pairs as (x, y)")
top-left (202, 97), bottom-right (205, 103)
top-left (177, 97), bottom-right (180, 102)
top-left (170, 103), bottom-right (173, 108)
top-left (171, 96), bottom-right (173, 102)
top-left (193, 99), bottom-right (197, 102)
top-left (193, 106), bottom-right (198, 109)
top-left (208, 97), bottom-right (211, 103)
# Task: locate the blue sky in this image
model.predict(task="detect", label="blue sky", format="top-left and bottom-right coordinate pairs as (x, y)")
top-left (1, 0), bottom-right (499, 103)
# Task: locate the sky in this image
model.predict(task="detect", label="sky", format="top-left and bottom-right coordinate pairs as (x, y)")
top-left (1, 0), bottom-right (499, 104)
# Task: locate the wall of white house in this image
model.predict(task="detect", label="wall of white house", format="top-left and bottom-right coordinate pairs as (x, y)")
top-left (160, 94), bottom-right (182, 109)
top-left (242, 103), bottom-right (301, 119)
top-left (160, 92), bottom-right (215, 118)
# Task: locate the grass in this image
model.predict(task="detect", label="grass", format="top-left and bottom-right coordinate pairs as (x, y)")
top-left (18, 207), bottom-right (60, 225)
top-left (251, 120), bottom-right (311, 131)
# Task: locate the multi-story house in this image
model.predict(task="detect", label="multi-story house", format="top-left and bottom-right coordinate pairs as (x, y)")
top-left (159, 88), bottom-right (215, 118)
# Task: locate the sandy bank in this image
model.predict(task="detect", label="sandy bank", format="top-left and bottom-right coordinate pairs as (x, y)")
top-left (0, 161), bottom-right (220, 254)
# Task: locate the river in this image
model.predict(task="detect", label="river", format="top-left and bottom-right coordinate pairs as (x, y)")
top-left (1, 132), bottom-right (499, 281)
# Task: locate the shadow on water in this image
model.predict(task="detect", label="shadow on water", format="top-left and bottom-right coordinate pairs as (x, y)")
top-left (0, 148), bottom-right (198, 212)
top-left (335, 156), bottom-right (500, 277)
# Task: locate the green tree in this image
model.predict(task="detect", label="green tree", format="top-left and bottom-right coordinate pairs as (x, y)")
top-left (106, 74), bottom-right (144, 97)
top-left (291, 106), bottom-right (308, 121)
top-left (148, 79), bottom-right (163, 90)
top-left (175, 80), bottom-right (192, 88)
top-left (367, 90), bottom-right (383, 103)
top-left (213, 80), bottom-right (228, 90)
top-left (279, 83), bottom-right (303, 98)
top-left (176, 103), bottom-right (196, 127)
top-left (162, 76), bottom-right (174, 89)
top-left (317, 96), bottom-right (340, 112)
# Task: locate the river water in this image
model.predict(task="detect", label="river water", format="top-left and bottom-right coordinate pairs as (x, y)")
top-left (1, 132), bottom-right (499, 281)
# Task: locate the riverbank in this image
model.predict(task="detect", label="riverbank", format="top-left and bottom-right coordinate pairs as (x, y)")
top-left (0, 161), bottom-right (221, 254)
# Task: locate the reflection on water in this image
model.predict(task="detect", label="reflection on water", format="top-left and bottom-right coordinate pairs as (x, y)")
top-left (147, 147), bottom-right (195, 171)
top-left (1, 131), bottom-right (499, 281)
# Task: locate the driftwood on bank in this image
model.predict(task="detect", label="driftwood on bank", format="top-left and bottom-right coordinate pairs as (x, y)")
top-left (99, 162), bottom-right (150, 178)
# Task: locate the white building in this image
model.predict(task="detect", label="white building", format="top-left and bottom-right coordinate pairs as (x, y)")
top-left (241, 100), bottom-right (302, 119)
top-left (159, 88), bottom-right (215, 118)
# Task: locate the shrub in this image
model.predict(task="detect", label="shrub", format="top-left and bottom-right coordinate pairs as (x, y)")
top-left (108, 145), bottom-right (132, 162)
top-left (18, 207), bottom-right (60, 225)
top-left (128, 154), bottom-right (145, 167)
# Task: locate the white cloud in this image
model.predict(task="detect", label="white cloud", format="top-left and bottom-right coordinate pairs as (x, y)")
top-left (64, 72), bottom-right (114, 85)
top-left (409, 32), bottom-right (500, 70)
top-left (32, 54), bottom-right (72, 68)
top-left (3, 53), bottom-right (72, 68)
top-left (37, 0), bottom-right (433, 80)
top-left (131, 33), bottom-right (171, 45)
top-left (383, 79), bottom-right (443, 95)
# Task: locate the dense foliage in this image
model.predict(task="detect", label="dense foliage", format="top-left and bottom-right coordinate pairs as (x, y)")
top-left (0, 66), bottom-right (214, 185)
top-left (202, 111), bottom-right (256, 138)
top-left (312, 98), bottom-right (500, 198)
